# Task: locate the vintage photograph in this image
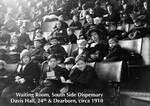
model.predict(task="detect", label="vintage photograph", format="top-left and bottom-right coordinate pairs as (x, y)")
top-left (0, 0), bottom-right (150, 106)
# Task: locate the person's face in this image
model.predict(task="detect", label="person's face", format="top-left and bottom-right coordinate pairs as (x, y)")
top-left (78, 42), bottom-right (86, 49)
top-left (56, 22), bottom-right (61, 29)
top-left (109, 40), bottom-right (117, 48)
top-left (22, 56), bottom-right (30, 64)
top-left (11, 37), bottom-right (18, 44)
top-left (34, 41), bottom-right (41, 48)
top-left (91, 32), bottom-right (99, 42)
top-left (76, 60), bottom-right (86, 71)
top-left (86, 15), bottom-right (93, 24)
top-left (50, 39), bottom-right (58, 46)
top-left (73, 16), bottom-right (78, 22)
top-left (20, 28), bottom-right (26, 34)
top-left (36, 31), bottom-right (42, 37)
top-left (48, 58), bottom-right (57, 68)
top-left (33, 21), bottom-right (39, 27)
top-left (67, 29), bottom-right (72, 35)
top-left (65, 64), bottom-right (73, 71)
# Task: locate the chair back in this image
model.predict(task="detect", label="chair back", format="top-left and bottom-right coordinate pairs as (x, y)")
top-left (119, 38), bottom-right (143, 54)
top-left (95, 61), bottom-right (123, 83)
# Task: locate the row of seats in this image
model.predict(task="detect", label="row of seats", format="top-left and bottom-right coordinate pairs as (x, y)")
top-left (61, 37), bottom-right (150, 66)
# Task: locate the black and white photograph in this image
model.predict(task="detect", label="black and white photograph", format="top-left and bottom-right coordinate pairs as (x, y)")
top-left (0, 0), bottom-right (150, 106)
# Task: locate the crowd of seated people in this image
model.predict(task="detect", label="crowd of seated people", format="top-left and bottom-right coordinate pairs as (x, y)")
top-left (0, 0), bottom-right (150, 105)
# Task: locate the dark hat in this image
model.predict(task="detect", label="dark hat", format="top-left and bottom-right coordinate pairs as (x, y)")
top-left (64, 57), bottom-right (75, 64)
top-left (49, 37), bottom-right (58, 41)
top-left (87, 27), bottom-right (104, 39)
top-left (47, 54), bottom-right (58, 60)
top-left (75, 55), bottom-right (87, 63)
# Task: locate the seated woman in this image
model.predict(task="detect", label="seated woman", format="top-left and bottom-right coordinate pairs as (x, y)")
top-left (1, 49), bottom-right (41, 99)
top-left (86, 28), bottom-right (108, 62)
top-left (7, 35), bottom-right (25, 53)
top-left (69, 56), bottom-right (98, 92)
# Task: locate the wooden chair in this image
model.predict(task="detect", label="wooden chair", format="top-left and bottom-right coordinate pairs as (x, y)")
top-left (41, 21), bottom-right (57, 32)
top-left (119, 38), bottom-right (142, 54)
top-left (119, 38), bottom-right (143, 65)
top-left (95, 61), bottom-right (123, 105)
top-left (141, 37), bottom-right (150, 65)
top-left (62, 44), bottom-right (72, 56)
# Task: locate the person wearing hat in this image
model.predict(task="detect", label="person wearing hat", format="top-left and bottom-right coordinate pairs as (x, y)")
top-left (86, 28), bottom-right (108, 62)
top-left (1, 49), bottom-right (41, 99)
top-left (29, 39), bottom-right (45, 64)
top-left (34, 29), bottom-right (47, 47)
top-left (68, 55), bottom-right (98, 92)
top-left (44, 37), bottom-right (67, 62)
top-left (0, 26), bottom-right (11, 46)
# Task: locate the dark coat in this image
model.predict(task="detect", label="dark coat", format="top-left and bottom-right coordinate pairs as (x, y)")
top-left (104, 45), bottom-right (128, 62)
top-left (30, 46), bottom-right (45, 63)
top-left (47, 44), bottom-right (67, 58)
top-left (11, 62), bottom-right (41, 90)
top-left (0, 33), bottom-right (10, 45)
top-left (69, 21), bottom-right (82, 30)
top-left (87, 41), bottom-right (108, 62)
top-left (18, 33), bottom-right (31, 45)
top-left (51, 28), bottom-right (69, 45)
top-left (69, 65), bottom-right (98, 92)
top-left (68, 34), bottom-right (77, 44)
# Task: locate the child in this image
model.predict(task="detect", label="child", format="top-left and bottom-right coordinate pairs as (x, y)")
top-left (18, 26), bottom-right (32, 47)
top-left (34, 29), bottom-right (47, 47)
top-left (67, 27), bottom-right (77, 44)
top-left (71, 39), bottom-right (88, 58)
top-left (45, 37), bottom-right (67, 62)
top-left (1, 49), bottom-right (41, 98)
top-left (33, 54), bottom-right (67, 93)
top-left (69, 56), bottom-right (97, 92)
top-left (7, 35), bottom-right (25, 53)
top-left (103, 37), bottom-right (126, 62)
top-left (51, 20), bottom-right (68, 45)
top-left (30, 39), bottom-right (45, 64)
top-left (0, 26), bottom-right (11, 46)
top-left (69, 15), bottom-right (82, 30)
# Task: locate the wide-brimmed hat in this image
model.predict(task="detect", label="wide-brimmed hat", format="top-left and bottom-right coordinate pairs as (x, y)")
top-left (87, 27), bottom-right (104, 39)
